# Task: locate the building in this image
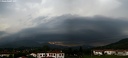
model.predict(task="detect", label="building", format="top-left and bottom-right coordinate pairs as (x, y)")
top-left (30, 53), bottom-right (37, 57)
top-left (37, 53), bottom-right (46, 58)
top-left (56, 53), bottom-right (64, 58)
top-left (125, 50), bottom-right (128, 56)
top-left (104, 49), bottom-right (116, 55)
top-left (93, 49), bottom-right (128, 56)
top-left (37, 51), bottom-right (64, 58)
top-left (116, 50), bottom-right (128, 56)
top-left (93, 50), bottom-right (103, 56)
top-left (37, 53), bottom-right (64, 58)
top-left (0, 54), bottom-right (10, 57)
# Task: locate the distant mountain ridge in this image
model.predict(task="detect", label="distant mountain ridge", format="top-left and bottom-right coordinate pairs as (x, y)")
top-left (0, 39), bottom-right (93, 49)
top-left (1, 38), bottom-right (128, 49)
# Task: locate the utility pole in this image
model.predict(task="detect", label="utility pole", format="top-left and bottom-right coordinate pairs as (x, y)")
top-left (13, 48), bottom-right (14, 58)
top-left (91, 50), bottom-right (93, 58)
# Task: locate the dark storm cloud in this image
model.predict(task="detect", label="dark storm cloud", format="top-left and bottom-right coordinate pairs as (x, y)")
top-left (1, 15), bottom-right (128, 46)
top-left (0, 31), bottom-right (6, 35)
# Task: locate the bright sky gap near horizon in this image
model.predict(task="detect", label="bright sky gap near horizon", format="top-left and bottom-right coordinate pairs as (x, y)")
top-left (0, 0), bottom-right (128, 47)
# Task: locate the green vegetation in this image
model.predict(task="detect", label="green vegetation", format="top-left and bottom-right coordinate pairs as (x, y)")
top-left (83, 55), bottom-right (128, 58)
top-left (95, 38), bottom-right (128, 49)
top-left (65, 55), bottom-right (128, 58)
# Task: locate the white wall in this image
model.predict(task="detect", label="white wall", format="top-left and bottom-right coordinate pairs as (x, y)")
top-left (30, 53), bottom-right (37, 57)
top-left (46, 53), bottom-right (56, 58)
top-left (56, 53), bottom-right (65, 58)
top-left (93, 51), bottom-right (103, 55)
top-left (37, 53), bottom-right (45, 58)
top-left (104, 51), bottom-right (116, 55)
top-left (37, 53), bottom-right (65, 58)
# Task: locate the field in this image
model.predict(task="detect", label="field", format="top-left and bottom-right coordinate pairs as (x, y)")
top-left (65, 55), bottom-right (128, 58)
top-left (83, 55), bottom-right (128, 58)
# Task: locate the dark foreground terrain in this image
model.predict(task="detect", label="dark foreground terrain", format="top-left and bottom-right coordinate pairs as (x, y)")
top-left (65, 55), bottom-right (128, 58)
top-left (83, 55), bottom-right (128, 58)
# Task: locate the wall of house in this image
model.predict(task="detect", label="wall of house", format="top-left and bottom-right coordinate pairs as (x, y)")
top-left (46, 53), bottom-right (56, 58)
top-left (56, 53), bottom-right (64, 58)
top-left (37, 53), bottom-right (65, 58)
top-left (93, 51), bottom-right (103, 55)
top-left (104, 51), bottom-right (116, 55)
top-left (125, 52), bottom-right (128, 55)
top-left (37, 53), bottom-right (45, 58)
top-left (30, 53), bottom-right (37, 57)
top-left (0, 54), bottom-right (10, 57)
top-left (93, 50), bottom-right (128, 56)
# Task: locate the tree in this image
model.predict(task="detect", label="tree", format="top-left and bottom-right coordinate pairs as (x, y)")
top-left (9, 54), bottom-right (13, 58)
top-left (78, 46), bottom-right (83, 56)
top-left (42, 45), bottom-right (50, 52)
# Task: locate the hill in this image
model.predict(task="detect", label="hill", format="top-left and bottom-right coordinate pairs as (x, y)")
top-left (95, 38), bottom-right (128, 49)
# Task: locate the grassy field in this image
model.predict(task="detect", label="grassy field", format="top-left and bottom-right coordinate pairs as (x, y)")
top-left (83, 55), bottom-right (128, 58)
top-left (65, 55), bottom-right (128, 58)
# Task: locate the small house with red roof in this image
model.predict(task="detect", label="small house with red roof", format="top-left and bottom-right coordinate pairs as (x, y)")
top-left (37, 50), bottom-right (64, 58)
top-left (104, 49), bottom-right (116, 55)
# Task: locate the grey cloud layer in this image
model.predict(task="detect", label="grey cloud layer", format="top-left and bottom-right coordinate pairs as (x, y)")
top-left (1, 0), bottom-right (128, 47)
top-left (0, 0), bottom-right (128, 17)
top-left (0, 0), bottom-right (128, 33)
top-left (1, 15), bottom-right (128, 46)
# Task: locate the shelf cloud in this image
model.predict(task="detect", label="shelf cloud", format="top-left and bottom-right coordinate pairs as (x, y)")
top-left (0, 15), bottom-right (128, 46)
top-left (0, 0), bottom-right (128, 46)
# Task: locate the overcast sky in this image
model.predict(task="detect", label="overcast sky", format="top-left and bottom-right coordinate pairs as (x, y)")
top-left (0, 0), bottom-right (128, 47)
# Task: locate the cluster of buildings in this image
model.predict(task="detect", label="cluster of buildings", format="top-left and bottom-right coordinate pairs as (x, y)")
top-left (0, 54), bottom-right (11, 57)
top-left (93, 49), bottom-right (128, 56)
top-left (0, 50), bottom-right (65, 58)
top-left (30, 51), bottom-right (65, 58)
top-left (0, 53), bottom-right (14, 58)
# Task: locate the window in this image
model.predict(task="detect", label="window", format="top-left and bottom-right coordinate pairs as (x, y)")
top-left (51, 54), bottom-right (53, 56)
top-left (43, 55), bottom-right (45, 56)
top-left (59, 54), bottom-right (61, 56)
top-left (62, 54), bottom-right (63, 56)
top-left (49, 54), bottom-right (51, 56)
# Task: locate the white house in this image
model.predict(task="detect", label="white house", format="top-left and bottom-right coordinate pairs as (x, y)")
top-left (125, 50), bottom-right (128, 56)
top-left (47, 53), bottom-right (56, 58)
top-left (37, 53), bottom-right (45, 58)
top-left (37, 51), bottom-right (64, 58)
top-left (30, 53), bottom-right (37, 57)
top-left (93, 50), bottom-right (103, 56)
top-left (0, 54), bottom-right (10, 57)
top-left (93, 49), bottom-right (128, 56)
top-left (56, 53), bottom-right (64, 58)
top-left (116, 50), bottom-right (128, 56)
top-left (104, 50), bottom-right (116, 55)
top-left (117, 50), bottom-right (126, 56)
